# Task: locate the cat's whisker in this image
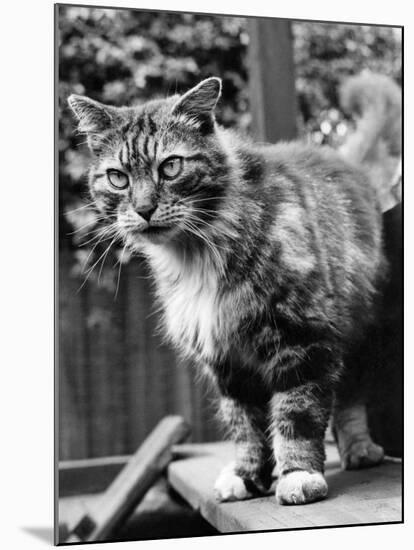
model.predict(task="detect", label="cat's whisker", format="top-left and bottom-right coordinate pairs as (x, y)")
top-left (64, 202), bottom-right (96, 215)
top-left (187, 195), bottom-right (226, 204)
top-left (78, 223), bottom-right (118, 246)
top-left (114, 243), bottom-right (128, 300)
top-left (182, 220), bottom-right (225, 275)
top-left (184, 214), bottom-right (221, 235)
top-left (184, 215), bottom-right (231, 253)
top-left (81, 223), bottom-right (117, 247)
top-left (78, 235), bottom-right (119, 292)
top-left (186, 207), bottom-right (217, 216)
top-left (78, 230), bottom-right (112, 247)
top-left (80, 225), bottom-right (119, 273)
top-left (97, 232), bottom-right (122, 284)
top-left (67, 216), bottom-right (107, 235)
top-left (80, 234), bottom-right (112, 274)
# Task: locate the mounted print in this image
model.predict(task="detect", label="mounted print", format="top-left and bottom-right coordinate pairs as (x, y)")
top-left (56, 3), bottom-right (403, 544)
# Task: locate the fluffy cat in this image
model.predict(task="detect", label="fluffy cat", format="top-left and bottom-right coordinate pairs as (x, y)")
top-left (68, 73), bottom-right (399, 505)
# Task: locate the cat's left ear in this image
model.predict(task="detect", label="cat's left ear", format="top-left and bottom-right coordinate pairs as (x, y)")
top-left (171, 77), bottom-right (222, 133)
top-left (68, 95), bottom-right (123, 154)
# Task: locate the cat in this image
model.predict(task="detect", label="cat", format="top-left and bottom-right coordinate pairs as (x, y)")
top-left (68, 72), bottom-right (400, 505)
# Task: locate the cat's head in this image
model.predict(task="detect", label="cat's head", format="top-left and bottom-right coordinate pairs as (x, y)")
top-left (68, 78), bottom-right (231, 250)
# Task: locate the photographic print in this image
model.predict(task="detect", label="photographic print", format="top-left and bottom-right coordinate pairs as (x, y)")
top-left (56, 3), bottom-right (403, 544)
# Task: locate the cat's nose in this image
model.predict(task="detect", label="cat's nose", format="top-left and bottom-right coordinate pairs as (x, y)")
top-left (136, 205), bottom-right (157, 223)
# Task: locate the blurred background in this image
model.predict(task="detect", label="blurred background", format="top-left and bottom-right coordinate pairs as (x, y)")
top-left (58, 5), bottom-right (402, 462)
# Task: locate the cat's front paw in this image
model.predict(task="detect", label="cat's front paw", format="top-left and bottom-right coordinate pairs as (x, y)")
top-left (341, 439), bottom-right (384, 470)
top-left (214, 461), bottom-right (253, 502)
top-left (276, 471), bottom-right (328, 505)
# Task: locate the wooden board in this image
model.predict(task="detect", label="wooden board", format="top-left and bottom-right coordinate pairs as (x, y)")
top-left (167, 442), bottom-right (402, 533)
top-left (63, 416), bottom-right (190, 543)
top-left (58, 477), bottom-right (216, 543)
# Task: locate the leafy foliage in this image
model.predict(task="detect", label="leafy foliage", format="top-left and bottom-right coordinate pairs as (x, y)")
top-left (58, 6), bottom-right (401, 286)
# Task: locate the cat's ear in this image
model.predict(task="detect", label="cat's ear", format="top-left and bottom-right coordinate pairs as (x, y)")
top-left (67, 94), bottom-right (119, 134)
top-left (171, 77), bottom-right (222, 132)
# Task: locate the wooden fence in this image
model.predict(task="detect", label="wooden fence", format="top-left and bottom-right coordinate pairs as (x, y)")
top-left (58, 249), bottom-right (223, 460)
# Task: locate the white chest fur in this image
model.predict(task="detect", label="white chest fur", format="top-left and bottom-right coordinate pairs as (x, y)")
top-left (146, 246), bottom-right (219, 359)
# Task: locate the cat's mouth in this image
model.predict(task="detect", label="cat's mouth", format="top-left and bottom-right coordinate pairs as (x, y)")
top-left (137, 223), bottom-right (175, 243)
top-left (142, 224), bottom-right (172, 236)
top-left (123, 222), bottom-right (176, 244)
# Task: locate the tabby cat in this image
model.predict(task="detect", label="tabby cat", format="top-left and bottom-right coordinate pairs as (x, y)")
top-left (68, 73), bottom-right (399, 505)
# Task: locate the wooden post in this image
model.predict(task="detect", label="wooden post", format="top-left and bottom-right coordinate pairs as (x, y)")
top-left (247, 19), bottom-right (296, 143)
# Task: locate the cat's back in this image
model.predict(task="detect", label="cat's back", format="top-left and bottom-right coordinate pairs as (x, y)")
top-left (255, 140), bottom-right (383, 255)
top-left (239, 140), bottom-right (385, 323)
top-left (260, 141), bottom-right (377, 207)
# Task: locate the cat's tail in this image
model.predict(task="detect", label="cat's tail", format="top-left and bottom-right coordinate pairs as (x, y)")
top-left (339, 71), bottom-right (401, 163)
top-left (338, 71), bottom-right (401, 210)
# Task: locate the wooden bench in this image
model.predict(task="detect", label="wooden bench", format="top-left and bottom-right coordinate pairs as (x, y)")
top-left (168, 441), bottom-right (402, 532)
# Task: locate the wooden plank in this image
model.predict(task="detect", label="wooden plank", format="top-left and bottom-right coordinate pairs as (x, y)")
top-left (58, 477), bottom-right (216, 543)
top-left (85, 275), bottom-right (126, 457)
top-left (247, 19), bottom-right (297, 143)
top-left (64, 416), bottom-right (190, 543)
top-left (123, 258), bottom-right (152, 452)
top-left (168, 441), bottom-right (402, 533)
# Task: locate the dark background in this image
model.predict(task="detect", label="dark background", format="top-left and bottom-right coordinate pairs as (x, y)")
top-left (58, 5), bottom-right (402, 460)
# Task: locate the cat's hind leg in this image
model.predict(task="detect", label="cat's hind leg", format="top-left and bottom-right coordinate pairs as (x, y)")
top-left (214, 397), bottom-right (273, 502)
top-left (333, 402), bottom-right (384, 470)
top-left (333, 335), bottom-right (385, 470)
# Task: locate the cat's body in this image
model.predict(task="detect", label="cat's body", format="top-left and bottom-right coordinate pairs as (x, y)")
top-left (146, 138), bottom-right (383, 365)
top-left (68, 73), bottom-right (400, 504)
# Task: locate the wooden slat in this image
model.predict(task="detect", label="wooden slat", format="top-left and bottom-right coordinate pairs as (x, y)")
top-left (65, 416), bottom-right (191, 543)
top-left (124, 259), bottom-right (152, 451)
top-left (58, 250), bottom-right (89, 459)
top-left (168, 441), bottom-right (402, 533)
top-left (58, 477), bottom-right (216, 543)
top-left (86, 277), bottom-right (126, 457)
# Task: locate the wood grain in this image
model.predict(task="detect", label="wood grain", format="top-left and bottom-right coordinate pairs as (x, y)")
top-left (168, 441), bottom-right (402, 532)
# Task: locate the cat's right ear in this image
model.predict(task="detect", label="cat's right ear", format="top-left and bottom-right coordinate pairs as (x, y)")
top-left (67, 95), bottom-right (117, 134)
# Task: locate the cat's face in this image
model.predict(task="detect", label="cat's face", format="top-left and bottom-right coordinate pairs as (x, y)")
top-left (68, 78), bottom-right (230, 249)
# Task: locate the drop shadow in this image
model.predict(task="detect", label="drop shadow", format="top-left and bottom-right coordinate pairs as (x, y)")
top-left (21, 526), bottom-right (54, 545)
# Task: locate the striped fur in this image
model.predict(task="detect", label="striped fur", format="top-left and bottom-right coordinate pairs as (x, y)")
top-left (69, 76), bottom-right (390, 505)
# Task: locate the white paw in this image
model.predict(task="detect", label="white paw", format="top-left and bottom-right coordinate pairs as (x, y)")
top-left (341, 439), bottom-right (384, 470)
top-left (276, 471), bottom-right (328, 505)
top-left (214, 461), bottom-right (252, 502)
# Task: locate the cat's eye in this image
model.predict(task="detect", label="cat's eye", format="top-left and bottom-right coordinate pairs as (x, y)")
top-left (107, 169), bottom-right (129, 190)
top-left (160, 157), bottom-right (183, 180)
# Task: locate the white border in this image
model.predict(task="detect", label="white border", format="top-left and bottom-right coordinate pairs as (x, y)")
top-left (1, 1), bottom-right (411, 549)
